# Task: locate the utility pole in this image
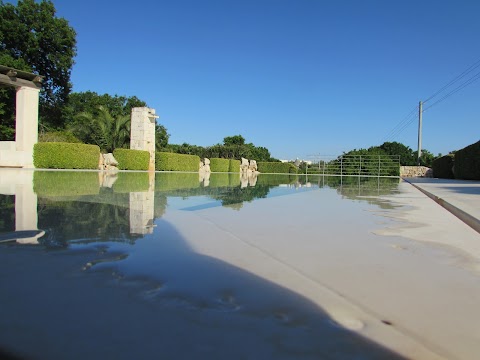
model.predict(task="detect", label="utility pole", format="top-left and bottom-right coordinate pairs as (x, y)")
top-left (417, 101), bottom-right (423, 165)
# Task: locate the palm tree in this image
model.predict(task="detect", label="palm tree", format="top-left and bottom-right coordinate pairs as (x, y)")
top-left (71, 106), bottom-right (130, 153)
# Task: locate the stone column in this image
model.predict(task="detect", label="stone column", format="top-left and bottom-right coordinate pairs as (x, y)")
top-left (130, 107), bottom-right (157, 171)
top-left (15, 86), bottom-right (39, 168)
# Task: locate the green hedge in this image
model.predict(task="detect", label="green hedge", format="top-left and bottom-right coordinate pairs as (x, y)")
top-left (432, 155), bottom-right (454, 179)
top-left (229, 159), bottom-right (240, 173)
top-left (210, 158), bottom-right (230, 172)
top-left (113, 172), bottom-right (151, 193)
top-left (113, 148), bottom-right (150, 170)
top-left (34, 142), bottom-right (100, 169)
top-left (257, 162), bottom-right (298, 174)
top-left (155, 152), bottom-right (200, 172)
top-left (454, 141), bottom-right (480, 180)
top-left (33, 171), bottom-right (99, 196)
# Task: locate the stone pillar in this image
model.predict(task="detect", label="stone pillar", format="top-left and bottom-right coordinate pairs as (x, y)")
top-left (130, 107), bottom-right (158, 171)
top-left (15, 86), bottom-right (39, 168)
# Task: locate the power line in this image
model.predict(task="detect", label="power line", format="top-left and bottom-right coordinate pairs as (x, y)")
top-left (423, 70), bottom-right (480, 111)
top-left (423, 57), bottom-right (480, 104)
top-left (382, 105), bottom-right (418, 142)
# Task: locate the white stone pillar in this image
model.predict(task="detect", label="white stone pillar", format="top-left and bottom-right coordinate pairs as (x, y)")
top-left (131, 107), bottom-right (157, 171)
top-left (15, 86), bottom-right (40, 168)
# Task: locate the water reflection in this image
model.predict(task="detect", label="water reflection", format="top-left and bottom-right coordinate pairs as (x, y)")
top-left (0, 170), bottom-right (400, 248)
top-left (0, 169), bottom-right (414, 359)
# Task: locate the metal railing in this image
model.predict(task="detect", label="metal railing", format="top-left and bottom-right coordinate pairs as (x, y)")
top-left (305, 155), bottom-right (400, 177)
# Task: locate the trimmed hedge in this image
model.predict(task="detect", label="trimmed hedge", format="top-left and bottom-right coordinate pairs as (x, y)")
top-left (454, 140), bottom-right (480, 180)
top-left (210, 158), bottom-right (230, 172)
top-left (432, 155), bottom-right (454, 179)
top-left (113, 172), bottom-right (151, 193)
top-left (33, 171), bottom-right (99, 196)
top-left (229, 159), bottom-right (240, 173)
top-left (257, 162), bottom-right (298, 174)
top-left (155, 152), bottom-right (200, 171)
top-left (113, 148), bottom-right (150, 171)
top-left (34, 142), bottom-right (100, 169)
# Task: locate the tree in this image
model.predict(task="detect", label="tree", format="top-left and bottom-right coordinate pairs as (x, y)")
top-left (378, 142), bottom-right (416, 166)
top-left (70, 106), bottom-right (130, 153)
top-left (64, 91), bottom-right (147, 125)
top-left (0, 0), bottom-right (77, 129)
top-left (223, 135), bottom-right (245, 146)
top-left (155, 123), bottom-right (169, 151)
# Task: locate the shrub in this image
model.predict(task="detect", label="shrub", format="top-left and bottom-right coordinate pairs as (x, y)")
top-left (454, 141), bottom-right (480, 180)
top-left (33, 142), bottom-right (100, 169)
top-left (432, 155), bottom-right (454, 179)
top-left (156, 152), bottom-right (200, 172)
top-left (229, 159), bottom-right (240, 173)
top-left (39, 130), bottom-right (82, 143)
top-left (33, 171), bottom-right (99, 196)
top-left (113, 172), bottom-right (151, 193)
top-left (210, 158), bottom-right (230, 172)
top-left (113, 148), bottom-right (150, 171)
top-left (257, 162), bottom-right (298, 174)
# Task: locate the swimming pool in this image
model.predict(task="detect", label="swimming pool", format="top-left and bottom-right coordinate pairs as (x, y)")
top-left (0, 169), bottom-right (478, 359)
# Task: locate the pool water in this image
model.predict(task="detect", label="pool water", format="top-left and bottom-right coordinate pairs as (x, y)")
top-left (0, 169), bottom-right (476, 359)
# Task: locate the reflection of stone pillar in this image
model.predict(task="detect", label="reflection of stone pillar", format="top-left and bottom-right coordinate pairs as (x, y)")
top-left (15, 87), bottom-right (39, 168)
top-left (129, 191), bottom-right (155, 235)
top-left (14, 170), bottom-right (41, 244)
top-left (130, 107), bottom-right (158, 171)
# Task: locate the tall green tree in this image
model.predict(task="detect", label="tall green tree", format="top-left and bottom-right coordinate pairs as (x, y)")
top-left (378, 142), bottom-right (416, 166)
top-left (64, 91), bottom-right (147, 125)
top-left (0, 0), bottom-right (77, 131)
top-left (71, 106), bottom-right (130, 153)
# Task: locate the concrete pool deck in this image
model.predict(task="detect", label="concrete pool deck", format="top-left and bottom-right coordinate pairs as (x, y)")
top-left (403, 177), bottom-right (480, 234)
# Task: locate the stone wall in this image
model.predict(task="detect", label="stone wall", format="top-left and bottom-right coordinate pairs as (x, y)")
top-left (400, 166), bottom-right (433, 178)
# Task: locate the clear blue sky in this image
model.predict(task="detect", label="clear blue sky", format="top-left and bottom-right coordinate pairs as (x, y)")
top-left (50, 0), bottom-right (480, 159)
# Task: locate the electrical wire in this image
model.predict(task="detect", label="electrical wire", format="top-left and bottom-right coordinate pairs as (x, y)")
top-left (382, 105), bottom-right (418, 142)
top-left (423, 57), bottom-right (480, 104)
top-left (423, 70), bottom-right (480, 111)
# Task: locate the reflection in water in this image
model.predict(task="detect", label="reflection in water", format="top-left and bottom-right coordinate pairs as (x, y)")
top-left (0, 169), bottom-right (419, 359)
top-left (1, 171), bottom-right (401, 248)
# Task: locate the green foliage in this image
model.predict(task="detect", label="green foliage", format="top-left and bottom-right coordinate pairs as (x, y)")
top-left (339, 148), bottom-right (400, 176)
top-left (64, 91), bottom-right (147, 125)
top-left (257, 162), bottom-right (298, 174)
top-left (113, 148), bottom-right (150, 171)
top-left (70, 106), bottom-right (130, 153)
top-left (229, 159), bottom-right (240, 173)
top-left (33, 142), bottom-right (99, 169)
top-left (379, 142), bottom-right (416, 166)
top-left (432, 155), bottom-right (454, 179)
top-left (38, 130), bottom-right (81, 143)
top-left (33, 171), bottom-right (99, 196)
top-left (454, 140), bottom-right (480, 180)
top-left (223, 135), bottom-right (245, 146)
top-left (155, 123), bottom-right (169, 150)
top-left (0, 0), bottom-right (77, 128)
top-left (112, 172), bottom-right (150, 193)
top-left (155, 151), bottom-right (200, 172)
top-left (418, 149), bottom-right (435, 167)
top-left (163, 136), bottom-right (275, 162)
top-left (210, 158), bottom-right (230, 172)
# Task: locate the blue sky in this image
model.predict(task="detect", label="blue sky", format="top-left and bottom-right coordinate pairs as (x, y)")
top-left (48, 0), bottom-right (480, 159)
